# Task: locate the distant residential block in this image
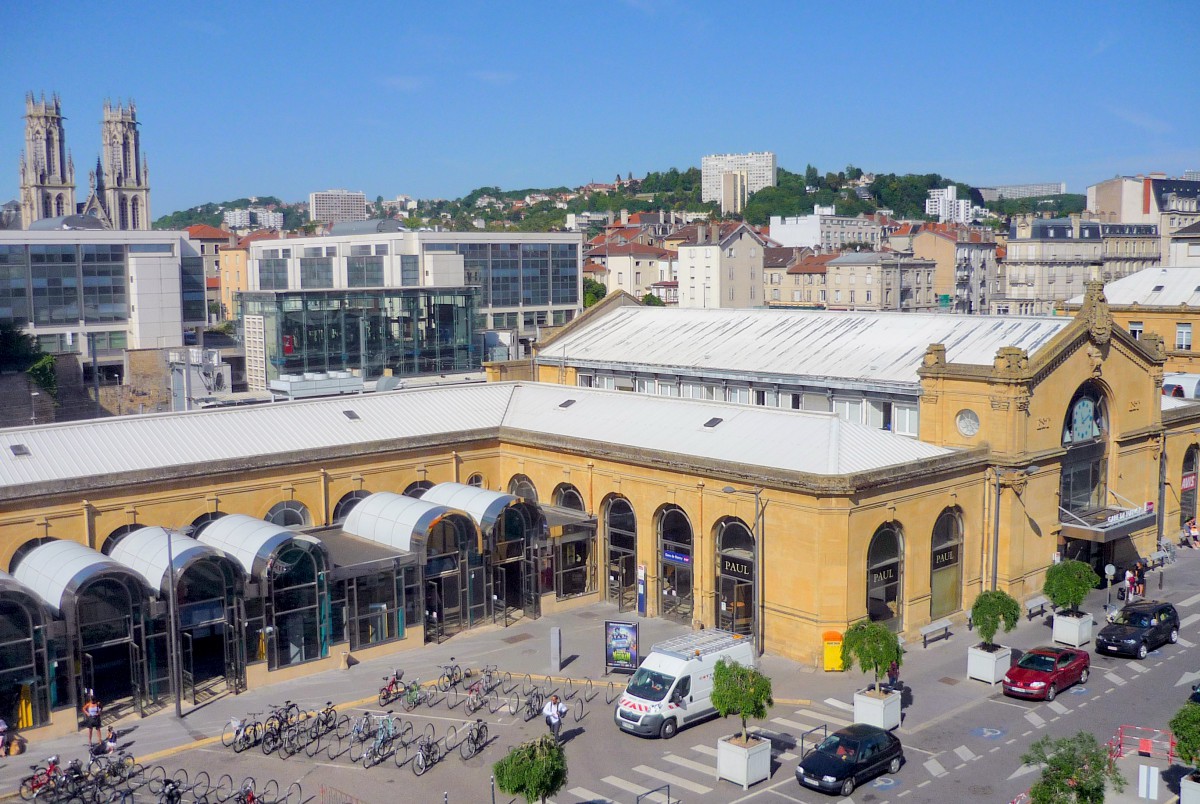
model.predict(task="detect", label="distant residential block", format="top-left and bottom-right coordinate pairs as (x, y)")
top-left (308, 189), bottom-right (367, 224)
top-left (977, 182), bottom-right (1067, 202)
top-left (925, 186), bottom-right (972, 224)
top-left (701, 152), bottom-right (777, 214)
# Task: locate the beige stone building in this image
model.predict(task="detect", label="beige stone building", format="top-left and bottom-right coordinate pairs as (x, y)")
top-left (676, 223), bottom-right (772, 308)
top-left (824, 252), bottom-right (938, 312)
top-left (912, 225), bottom-right (997, 314)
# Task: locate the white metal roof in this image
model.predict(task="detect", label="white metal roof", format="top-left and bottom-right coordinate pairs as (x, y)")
top-left (342, 492), bottom-right (472, 554)
top-left (1069, 267), bottom-right (1200, 307)
top-left (420, 482), bottom-right (520, 532)
top-left (108, 526), bottom-right (237, 596)
top-left (539, 307), bottom-right (1069, 389)
top-left (0, 568), bottom-right (45, 615)
top-left (0, 381), bottom-right (956, 491)
top-left (197, 515), bottom-right (322, 579)
top-left (503, 384), bottom-right (951, 475)
top-left (12, 540), bottom-right (148, 615)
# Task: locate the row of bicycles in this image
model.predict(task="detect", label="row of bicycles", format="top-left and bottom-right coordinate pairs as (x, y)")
top-left (19, 754), bottom-right (298, 804)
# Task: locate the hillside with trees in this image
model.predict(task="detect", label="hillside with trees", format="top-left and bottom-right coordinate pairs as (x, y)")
top-left (153, 196), bottom-right (305, 230)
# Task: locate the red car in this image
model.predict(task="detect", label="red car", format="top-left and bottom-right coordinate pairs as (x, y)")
top-left (1002, 646), bottom-right (1090, 702)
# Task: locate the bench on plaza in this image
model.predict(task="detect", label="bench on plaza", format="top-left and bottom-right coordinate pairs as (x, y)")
top-left (919, 618), bottom-right (952, 648)
top-left (1025, 594), bottom-right (1052, 621)
top-left (1149, 550), bottom-right (1168, 569)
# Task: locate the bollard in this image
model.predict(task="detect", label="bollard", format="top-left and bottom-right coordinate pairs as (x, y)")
top-left (1160, 570), bottom-right (1164, 591)
top-left (550, 626), bottom-right (562, 673)
top-left (491, 775), bottom-right (496, 804)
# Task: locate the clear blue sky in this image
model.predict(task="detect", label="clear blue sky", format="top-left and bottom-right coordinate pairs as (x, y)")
top-left (3, 1), bottom-right (1197, 216)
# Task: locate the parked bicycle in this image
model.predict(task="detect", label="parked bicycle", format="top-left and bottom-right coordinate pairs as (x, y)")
top-left (19, 755), bottom-right (63, 800)
top-left (262, 701), bottom-right (299, 738)
top-left (346, 712), bottom-right (375, 762)
top-left (522, 687), bottom-right (545, 722)
top-left (223, 712), bottom-right (263, 753)
top-left (463, 675), bottom-right (488, 715)
top-left (312, 701), bottom-right (338, 736)
top-left (458, 719), bottom-right (489, 760)
top-left (88, 750), bottom-right (136, 787)
top-left (412, 734), bottom-right (441, 776)
top-left (437, 658), bottom-right (464, 691)
top-left (378, 669), bottom-right (404, 707)
top-left (401, 679), bottom-right (429, 712)
top-left (362, 712), bottom-right (404, 768)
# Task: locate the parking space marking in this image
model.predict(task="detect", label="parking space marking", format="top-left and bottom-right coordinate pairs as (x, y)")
top-left (923, 758), bottom-right (948, 777)
top-left (1047, 701), bottom-right (1070, 715)
top-left (603, 776), bottom-right (667, 802)
top-left (568, 787), bottom-right (613, 803)
top-left (1180, 637), bottom-right (1196, 648)
top-left (1078, 701), bottom-right (1089, 708)
top-left (954, 745), bottom-right (979, 762)
top-left (664, 753), bottom-right (714, 776)
top-left (1024, 711), bottom-right (1046, 727)
top-left (1105, 672), bottom-right (1126, 686)
top-left (897, 791), bottom-right (912, 798)
top-left (917, 779), bottom-right (931, 787)
top-left (1126, 662), bottom-right (1149, 674)
top-left (633, 765), bottom-right (712, 795)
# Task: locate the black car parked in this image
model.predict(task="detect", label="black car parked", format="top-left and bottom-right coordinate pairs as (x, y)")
top-left (1096, 600), bottom-right (1180, 659)
top-left (796, 723), bottom-right (904, 797)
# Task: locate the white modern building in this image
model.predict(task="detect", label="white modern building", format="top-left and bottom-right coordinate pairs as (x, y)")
top-left (925, 186), bottom-right (972, 224)
top-left (701, 152), bottom-right (777, 212)
top-left (977, 182), bottom-right (1067, 202)
top-left (308, 189), bottom-right (367, 224)
top-left (245, 226), bottom-right (584, 337)
top-left (769, 210), bottom-right (883, 250)
top-left (0, 219), bottom-right (204, 371)
top-left (224, 207), bottom-right (284, 231)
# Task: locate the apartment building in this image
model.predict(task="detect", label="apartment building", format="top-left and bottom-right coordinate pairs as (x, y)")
top-left (825, 252), bottom-right (938, 312)
top-left (676, 223), bottom-right (771, 308)
top-left (925, 186), bottom-right (972, 224)
top-left (769, 210), bottom-right (883, 250)
top-left (584, 242), bottom-right (675, 299)
top-left (977, 182), bottom-right (1067, 202)
top-left (774, 252), bottom-right (835, 308)
top-left (993, 216), bottom-right (1103, 315)
top-left (701, 152), bottom-right (777, 214)
top-left (308, 189), bottom-right (368, 224)
top-left (912, 225), bottom-right (997, 314)
top-left (1087, 174), bottom-right (1200, 262)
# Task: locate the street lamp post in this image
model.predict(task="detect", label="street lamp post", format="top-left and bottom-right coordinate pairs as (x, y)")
top-left (167, 528), bottom-right (184, 718)
top-left (991, 465), bottom-right (1041, 591)
top-left (723, 485), bottom-right (764, 656)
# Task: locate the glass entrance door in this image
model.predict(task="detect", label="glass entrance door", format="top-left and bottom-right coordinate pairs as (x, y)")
top-left (608, 551), bottom-right (635, 612)
top-left (717, 575), bottom-right (753, 636)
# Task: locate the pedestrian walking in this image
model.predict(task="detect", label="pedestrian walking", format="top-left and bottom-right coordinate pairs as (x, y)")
top-left (542, 694), bottom-right (568, 742)
top-left (1124, 566), bottom-right (1136, 601)
top-left (886, 659), bottom-right (900, 690)
top-left (1136, 562), bottom-right (1147, 598)
top-left (83, 697), bottom-right (102, 745)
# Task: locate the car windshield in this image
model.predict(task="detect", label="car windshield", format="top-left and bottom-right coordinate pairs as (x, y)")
top-left (1112, 611), bottom-right (1152, 628)
top-left (816, 734), bottom-right (861, 761)
top-left (1016, 654), bottom-right (1056, 673)
top-left (626, 668), bottom-right (675, 702)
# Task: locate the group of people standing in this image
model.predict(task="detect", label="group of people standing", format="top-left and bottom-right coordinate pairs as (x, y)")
top-left (1124, 563), bottom-right (1148, 600)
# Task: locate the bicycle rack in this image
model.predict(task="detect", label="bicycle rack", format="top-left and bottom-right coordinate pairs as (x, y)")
top-left (636, 783), bottom-right (673, 803)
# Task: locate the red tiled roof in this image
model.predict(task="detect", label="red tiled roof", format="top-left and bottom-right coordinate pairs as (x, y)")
top-left (582, 261), bottom-right (607, 273)
top-left (234, 229), bottom-right (281, 248)
top-left (186, 224), bottom-right (230, 240)
top-left (586, 243), bottom-right (673, 259)
top-left (787, 253), bottom-right (840, 275)
top-left (205, 276), bottom-right (220, 289)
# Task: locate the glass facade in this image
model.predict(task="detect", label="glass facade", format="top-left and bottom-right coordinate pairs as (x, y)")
top-left (347, 256), bottom-right (384, 287)
top-left (181, 256), bottom-right (206, 323)
top-left (240, 288), bottom-right (481, 383)
top-left (0, 246), bottom-right (30, 325)
top-left (423, 241), bottom-right (579, 309)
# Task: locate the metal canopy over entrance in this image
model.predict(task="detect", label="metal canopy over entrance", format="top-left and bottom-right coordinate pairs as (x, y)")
top-left (13, 540), bottom-right (151, 719)
top-left (0, 570), bottom-right (51, 731)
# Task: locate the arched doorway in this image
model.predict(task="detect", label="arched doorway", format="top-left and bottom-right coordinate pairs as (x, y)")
top-left (867, 523), bottom-right (904, 631)
top-left (1059, 382), bottom-right (1110, 573)
top-left (509, 475), bottom-right (538, 502)
top-left (425, 514), bottom-right (478, 641)
top-left (332, 490), bottom-right (371, 525)
top-left (269, 545), bottom-right (325, 667)
top-left (1182, 446), bottom-right (1199, 530)
top-left (715, 518), bottom-right (754, 636)
top-left (930, 509), bottom-right (962, 620)
top-left (658, 506), bottom-right (694, 624)
top-left (0, 574), bottom-right (50, 730)
top-left (605, 498), bottom-right (637, 612)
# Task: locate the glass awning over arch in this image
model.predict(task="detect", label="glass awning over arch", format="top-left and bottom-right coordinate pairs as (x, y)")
top-left (109, 526), bottom-right (242, 597)
top-left (196, 515), bottom-right (324, 580)
top-left (422, 483), bottom-right (523, 533)
top-left (12, 540), bottom-right (150, 617)
top-left (342, 492), bottom-right (479, 558)
top-left (0, 569), bottom-right (49, 620)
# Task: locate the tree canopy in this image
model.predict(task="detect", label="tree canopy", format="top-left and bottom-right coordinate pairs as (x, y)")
top-left (494, 735), bottom-right (568, 804)
top-left (1021, 732), bottom-right (1125, 804)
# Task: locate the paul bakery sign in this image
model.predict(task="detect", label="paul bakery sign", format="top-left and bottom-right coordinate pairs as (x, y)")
top-left (720, 555), bottom-right (753, 582)
top-left (931, 544), bottom-right (959, 571)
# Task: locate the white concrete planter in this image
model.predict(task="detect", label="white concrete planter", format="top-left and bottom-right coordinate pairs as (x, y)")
top-left (1181, 774), bottom-right (1200, 804)
top-left (1052, 612), bottom-right (1094, 647)
top-left (967, 644), bottom-right (1012, 685)
top-left (853, 688), bottom-right (902, 731)
top-left (716, 734), bottom-right (773, 790)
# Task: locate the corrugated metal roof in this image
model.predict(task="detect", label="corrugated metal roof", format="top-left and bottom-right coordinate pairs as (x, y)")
top-left (109, 526), bottom-right (234, 596)
top-left (13, 540), bottom-right (148, 615)
top-left (0, 382), bottom-right (957, 492)
top-left (540, 307), bottom-right (1070, 387)
top-left (504, 384), bottom-right (952, 475)
top-left (1069, 267), bottom-right (1200, 307)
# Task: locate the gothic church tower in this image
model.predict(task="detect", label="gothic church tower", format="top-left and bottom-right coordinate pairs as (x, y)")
top-left (99, 99), bottom-right (150, 230)
top-left (18, 92), bottom-right (76, 228)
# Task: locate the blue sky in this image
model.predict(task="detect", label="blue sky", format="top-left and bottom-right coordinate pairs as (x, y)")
top-left (2, 1), bottom-right (1197, 216)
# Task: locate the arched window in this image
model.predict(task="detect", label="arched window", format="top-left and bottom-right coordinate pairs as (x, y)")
top-left (42, 193), bottom-right (51, 219)
top-left (265, 500), bottom-right (311, 528)
top-left (466, 473), bottom-right (485, 488)
top-left (8, 537), bottom-right (55, 574)
top-left (658, 505), bottom-right (693, 623)
top-left (605, 497), bottom-right (637, 611)
top-left (716, 517), bottom-right (755, 636)
top-left (930, 508), bottom-right (962, 620)
top-left (55, 194), bottom-right (64, 217)
top-left (332, 490), bottom-right (371, 524)
top-left (119, 197), bottom-right (129, 230)
top-left (867, 522), bottom-right (904, 630)
top-left (553, 484), bottom-right (585, 511)
top-left (101, 523), bottom-right (145, 555)
top-left (606, 498), bottom-right (636, 553)
top-left (189, 511), bottom-right (226, 538)
top-left (508, 475), bottom-right (538, 502)
top-left (1060, 383), bottom-right (1109, 516)
top-left (131, 197), bottom-right (141, 230)
top-left (404, 480), bottom-right (433, 499)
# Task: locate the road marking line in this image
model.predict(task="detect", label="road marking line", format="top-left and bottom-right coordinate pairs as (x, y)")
top-left (568, 788), bottom-right (612, 803)
top-left (954, 745), bottom-right (978, 762)
top-left (1179, 592), bottom-right (1200, 608)
top-left (691, 744), bottom-right (718, 757)
top-left (633, 765), bottom-right (712, 794)
top-left (772, 717), bottom-right (820, 733)
top-left (798, 708), bottom-right (852, 727)
top-left (1006, 739), bottom-right (1017, 744)
top-left (603, 776), bottom-right (667, 802)
top-left (1025, 711), bottom-right (1045, 727)
top-left (1180, 637), bottom-right (1196, 648)
top-left (924, 758), bottom-right (948, 777)
top-left (990, 746), bottom-right (1002, 753)
top-left (1104, 672), bottom-right (1126, 686)
top-left (1022, 730), bottom-right (1033, 736)
top-left (1126, 662), bottom-right (1149, 674)
top-left (1050, 716), bottom-right (1060, 722)
top-left (1047, 701), bottom-right (1070, 715)
top-left (824, 697), bottom-right (856, 713)
top-left (917, 780), bottom-right (931, 787)
top-left (1078, 701), bottom-right (1089, 708)
top-left (898, 791), bottom-right (912, 798)
top-left (664, 753), bottom-right (714, 775)
top-left (1182, 613), bottom-right (1200, 628)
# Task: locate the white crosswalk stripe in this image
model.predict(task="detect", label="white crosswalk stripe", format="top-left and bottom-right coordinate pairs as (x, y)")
top-left (691, 744), bottom-right (718, 758)
top-left (1179, 592), bottom-right (1200, 608)
top-left (798, 707), bottom-right (853, 727)
top-left (1105, 671), bottom-right (1126, 686)
top-left (664, 753), bottom-right (714, 776)
top-left (1181, 612), bottom-right (1200, 628)
top-left (824, 697), bottom-right (855, 712)
top-left (633, 765), bottom-right (712, 794)
top-left (954, 745), bottom-right (978, 762)
top-left (772, 716), bottom-right (820, 733)
top-left (1025, 711), bottom-right (1046, 727)
top-left (567, 788), bottom-right (613, 803)
top-left (1180, 637), bottom-right (1196, 648)
top-left (924, 757), bottom-right (948, 777)
top-left (1126, 661), bottom-right (1149, 674)
top-left (1047, 701), bottom-right (1070, 715)
top-left (603, 776), bottom-right (668, 802)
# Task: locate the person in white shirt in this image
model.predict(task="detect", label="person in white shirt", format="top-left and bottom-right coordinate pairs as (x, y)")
top-left (542, 694), bottom-right (568, 742)
top-left (0, 716), bottom-right (9, 756)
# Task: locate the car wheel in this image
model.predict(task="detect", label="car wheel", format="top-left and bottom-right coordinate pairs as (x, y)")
top-left (840, 777), bottom-right (855, 796)
top-left (1079, 667), bottom-right (1089, 684)
top-left (1171, 629), bottom-right (1180, 644)
top-left (888, 756), bottom-right (902, 774)
top-left (1137, 642), bottom-right (1148, 660)
top-left (659, 719), bottom-right (677, 740)
top-left (1045, 684), bottom-right (1056, 702)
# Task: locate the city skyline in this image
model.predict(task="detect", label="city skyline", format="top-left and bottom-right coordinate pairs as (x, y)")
top-left (2, 1), bottom-right (1198, 217)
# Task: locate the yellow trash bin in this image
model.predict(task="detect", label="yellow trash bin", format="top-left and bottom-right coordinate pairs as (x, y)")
top-left (823, 630), bottom-right (844, 672)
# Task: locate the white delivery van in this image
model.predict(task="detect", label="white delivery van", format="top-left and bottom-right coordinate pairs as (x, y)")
top-left (614, 630), bottom-right (756, 739)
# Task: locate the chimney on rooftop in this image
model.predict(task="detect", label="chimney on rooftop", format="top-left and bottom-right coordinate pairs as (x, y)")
top-left (710, 223), bottom-right (720, 243)
top-left (621, 209), bottom-right (629, 225)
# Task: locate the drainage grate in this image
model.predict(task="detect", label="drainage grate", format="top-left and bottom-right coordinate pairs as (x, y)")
top-left (502, 632), bottom-right (534, 644)
top-left (574, 610), bottom-right (599, 619)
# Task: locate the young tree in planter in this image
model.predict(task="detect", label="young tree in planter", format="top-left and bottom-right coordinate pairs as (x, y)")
top-left (841, 620), bottom-right (903, 694)
top-left (711, 658), bottom-right (774, 745)
top-left (1170, 702), bottom-right (1200, 781)
top-left (1020, 731), bottom-right (1125, 804)
top-left (493, 735), bottom-right (568, 804)
top-left (972, 590), bottom-right (1021, 651)
top-left (1043, 560), bottom-right (1100, 615)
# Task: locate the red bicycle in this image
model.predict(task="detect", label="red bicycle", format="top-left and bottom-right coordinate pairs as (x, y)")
top-left (19, 755), bottom-right (62, 800)
top-left (378, 668), bottom-right (404, 707)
